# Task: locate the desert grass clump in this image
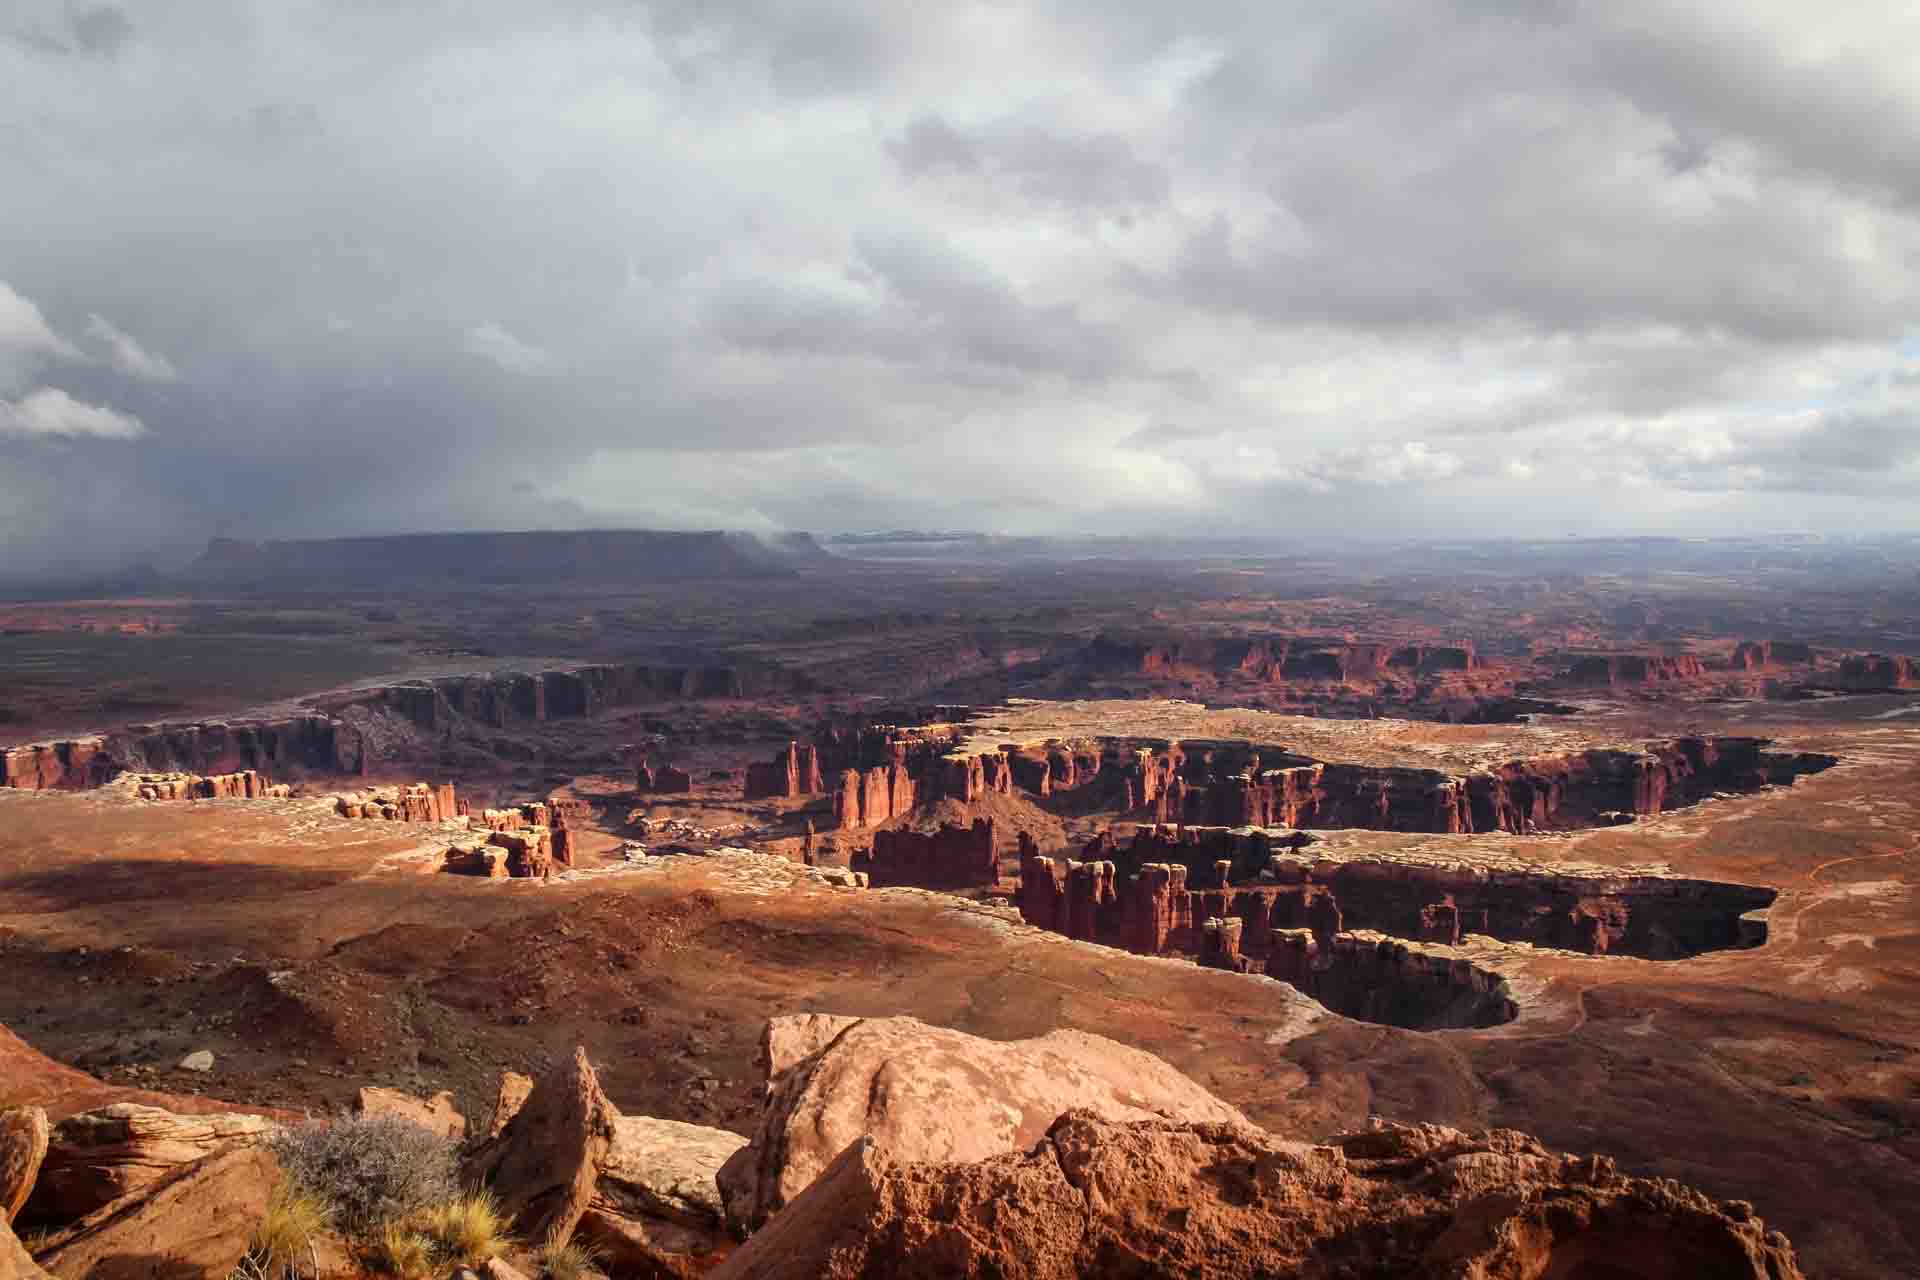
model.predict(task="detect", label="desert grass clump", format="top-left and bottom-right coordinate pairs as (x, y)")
top-left (369, 1220), bottom-right (436, 1280)
top-left (536, 1235), bottom-right (605, 1280)
top-left (266, 1115), bottom-right (459, 1240)
top-left (236, 1184), bottom-right (333, 1279)
top-left (422, 1190), bottom-right (511, 1264)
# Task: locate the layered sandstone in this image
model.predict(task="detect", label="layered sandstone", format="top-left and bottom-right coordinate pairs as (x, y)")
top-left (1027, 828), bottom-right (1776, 963)
top-left (131, 771), bottom-right (288, 801)
top-left (715, 1014), bottom-right (1250, 1232)
top-left (636, 760), bottom-right (693, 793)
top-left (1266, 928), bottom-right (1520, 1029)
top-left (464, 1050), bottom-right (741, 1276)
top-left (850, 819), bottom-right (998, 889)
top-left (333, 781), bottom-right (459, 822)
top-left (743, 742), bottom-right (824, 800)
top-left (1119, 735), bottom-right (1834, 835)
top-left (713, 1110), bottom-right (1803, 1280)
top-left (24, 1104), bottom-right (275, 1223)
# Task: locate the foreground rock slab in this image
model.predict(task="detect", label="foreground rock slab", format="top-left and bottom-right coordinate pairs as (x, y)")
top-left (580, 1116), bottom-right (748, 1277)
top-left (25, 1104), bottom-right (275, 1223)
top-left (32, 1145), bottom-right (278, 1280)
top-left (467, 1050), bottom-right (743, 1277)
top-left (0, 1109), bottom-right (49, 1223)
top-left (717, 1015), bottom-right (1251, 1231)
top-left (716, 1110), bottom-right (1804, 1280)
top-left (0, 1215), bottom-right (50, 1280)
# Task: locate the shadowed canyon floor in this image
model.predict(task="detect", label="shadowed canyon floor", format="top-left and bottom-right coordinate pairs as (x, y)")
top-left (0, 698), bottom-right (1916, 1278)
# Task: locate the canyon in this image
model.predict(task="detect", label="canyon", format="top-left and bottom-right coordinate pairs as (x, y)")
top-left (1, 539), bottom-right (1918, 1278)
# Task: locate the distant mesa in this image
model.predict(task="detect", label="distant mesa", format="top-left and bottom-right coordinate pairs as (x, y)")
top-left (185, 528), bottom-right (830, 587)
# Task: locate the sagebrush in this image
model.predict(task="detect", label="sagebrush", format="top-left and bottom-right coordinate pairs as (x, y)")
top-left (267, 1115), bottom-right (459, 1238)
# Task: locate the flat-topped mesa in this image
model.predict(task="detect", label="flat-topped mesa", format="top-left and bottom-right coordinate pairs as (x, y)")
top-left (851, 819), bottom-right (998, 889)
top-left (132, 770), bottom-right (288, 801)
top-left (334, 782), bottom-right (461, 823)
top-left (1267, 928), bottom-right (1520, 1029)
top-left (3, 715), bottom-right (360, 792)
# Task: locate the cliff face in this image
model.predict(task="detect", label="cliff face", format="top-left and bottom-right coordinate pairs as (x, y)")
top-left (1562, 653), bottom-right (1705, 685)
top-left (316, 661), bottom-right (801, 733)
top-left (187, 529), bottom-right (799, 587)
top-left (1026, 828), bottom-right (1778, 963)
top-left (851, 819), bottom-right (998, 889)
top-left (743, 742), bottom-right (824, 800)
top-left (1087, 633), bottom-right (1477, 684)
top-left (3, 659), bottom-right (802, 794)
top-left (1, 738), bottom-right (115, 790)
top-left (1119, 735), bottom-right (1834, 835)
top-left (1264, 929), bottom-right (1520, 1029)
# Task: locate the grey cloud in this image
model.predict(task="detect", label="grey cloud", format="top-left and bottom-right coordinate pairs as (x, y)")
top-left (892, 113), bottom-right (1168, 219)
top-left (5, 0), bottom-right (1920, 574)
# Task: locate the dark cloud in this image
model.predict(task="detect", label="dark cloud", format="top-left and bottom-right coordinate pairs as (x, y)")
top-left (3, 0), bottom-right (1920, 574)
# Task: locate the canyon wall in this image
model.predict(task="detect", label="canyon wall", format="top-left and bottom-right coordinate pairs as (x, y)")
top-left (851, 819), bottom-right (998, 889)
top-left (1086, 633), bottom-right (1478, 683)
top-left (1024, 829), bottom-right (1777, 962)
top-left (1119, 735), bottom-right (1834, 834)
top-left (1264, 928), bottom-right (1519, 1029)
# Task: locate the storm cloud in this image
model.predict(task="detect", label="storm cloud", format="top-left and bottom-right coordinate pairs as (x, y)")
top-left (4, 0), bottom-right (1920, 573)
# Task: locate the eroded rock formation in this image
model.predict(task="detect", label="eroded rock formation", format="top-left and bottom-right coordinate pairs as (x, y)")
top-left (132, 771), bottom-right (288, 801)
top-left (850, 819), bottom-right (998, 889)
top-left (334, 782), bottom-right (459, 822)
top-left (23, 1104), bottom-right (275, 1224)
top-left (464, 1051), bottom-right (741, 1276)
top-left (1118, 735), bottom-right (1834, 835)
top-left (715, 1014), bottom-right (1249, 1232)
top-left (713, 1110), bottom-right (1803, 1280)
top-left (743, 742), bottom-right (825, 800)
top-left (637, 759), bottom-right (693, 794)
top-left (1266, 929), bottom-right (1519, 1029)
top-left (1027, 828), bottom-right (1776, 965)
top-left (0, 1108), bottom-right (47, 1224)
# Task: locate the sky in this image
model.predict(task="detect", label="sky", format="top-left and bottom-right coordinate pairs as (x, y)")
top-left (4, 0), bottom-right (1920, 574)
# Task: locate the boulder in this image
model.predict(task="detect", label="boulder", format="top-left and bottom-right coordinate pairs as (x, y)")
top-left (578, 1116), bottom-right (748, 1277)
top-left (713, 1110), bottom-right (1805, 1280)
top-left (0, 1109), bottom-right (48, 1223)
top-left (715, 1015), bottom-right (1250, 1231)
top-left (32, 1145), bottom-right (279, 1280)
top-left (355, 1087), bottom-right (466, 1141)
top-left (25, 1103), bottom-right (275, 1223)
top-left (0, 1215), bottom-right (50, 1280)
top-left (462, 1048), bottom-right (617, 1249)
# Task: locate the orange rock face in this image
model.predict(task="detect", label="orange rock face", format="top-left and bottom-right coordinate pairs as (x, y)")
top-left (851, 818), bottom-right (998, 889)
top-left (713, 1110), bottom-right (1804, 1280)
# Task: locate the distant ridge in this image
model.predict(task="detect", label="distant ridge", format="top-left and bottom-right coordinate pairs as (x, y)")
top-left (187, 529), bottom-right (824, 587)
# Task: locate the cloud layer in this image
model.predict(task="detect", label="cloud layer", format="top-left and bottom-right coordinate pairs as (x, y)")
top-left (4, 0), bottom-right (1920, 572)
